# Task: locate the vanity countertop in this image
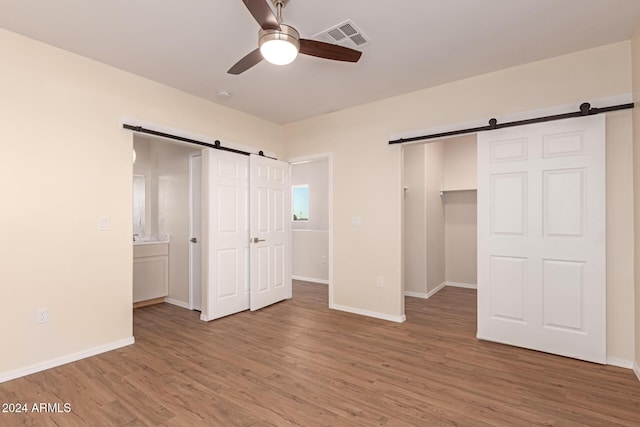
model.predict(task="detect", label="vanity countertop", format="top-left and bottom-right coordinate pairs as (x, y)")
top-left (133, 240), bottom-right (169, 246)
top-left (133, 235), bottom-right (170, 246)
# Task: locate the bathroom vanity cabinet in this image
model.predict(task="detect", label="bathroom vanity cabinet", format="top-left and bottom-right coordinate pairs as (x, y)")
top-left (133, 242), bottom-right (169, 304)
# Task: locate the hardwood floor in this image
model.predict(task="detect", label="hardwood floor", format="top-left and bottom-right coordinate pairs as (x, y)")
top-left (1, 281), bottom-right (639, 426)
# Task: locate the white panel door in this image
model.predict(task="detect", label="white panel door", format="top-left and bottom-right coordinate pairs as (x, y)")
top-left (477, 115), bottom-right (606, 363)
top-left (205, 149), bottom-right (250, 320)
top-left (249, 154), bottom-right (292, 311)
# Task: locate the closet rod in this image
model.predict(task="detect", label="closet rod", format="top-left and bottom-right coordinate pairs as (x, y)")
top-left (123, 124), bottom-right (276, 159)
top-left (388, 102), bottom-right (634, 145)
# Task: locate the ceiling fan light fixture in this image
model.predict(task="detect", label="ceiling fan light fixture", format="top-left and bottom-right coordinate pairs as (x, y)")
top-left (228, 0), bottom-right (362, 75)
top-left (259, 25), bottom-right (300, 65)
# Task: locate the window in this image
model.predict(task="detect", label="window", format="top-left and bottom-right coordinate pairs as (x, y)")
top-left (292, 185), bottom-right (309, 221)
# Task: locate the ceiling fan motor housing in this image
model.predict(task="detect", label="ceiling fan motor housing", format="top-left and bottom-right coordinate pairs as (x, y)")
top-left (259, 24), bottom-right (300, 50)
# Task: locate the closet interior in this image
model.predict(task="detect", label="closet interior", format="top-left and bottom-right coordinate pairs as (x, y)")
top-left (403, 134), bottom-right (478, 299)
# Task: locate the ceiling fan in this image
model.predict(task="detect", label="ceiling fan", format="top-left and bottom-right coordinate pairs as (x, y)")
top-left (228, 0), bottom-right (363, 75)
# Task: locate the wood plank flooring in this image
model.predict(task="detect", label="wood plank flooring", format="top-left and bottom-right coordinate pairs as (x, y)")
top-left (1, 281), bottom-right (639, 426)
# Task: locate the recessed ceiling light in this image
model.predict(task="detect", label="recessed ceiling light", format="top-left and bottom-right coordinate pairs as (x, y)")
top-left (217, 90), bottom-right (231, 99)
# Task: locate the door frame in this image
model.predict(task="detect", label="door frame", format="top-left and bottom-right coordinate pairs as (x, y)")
top-left (287, 152), bottom-right (334, 308)
top-left (188, 150), bottom-right (203, 311)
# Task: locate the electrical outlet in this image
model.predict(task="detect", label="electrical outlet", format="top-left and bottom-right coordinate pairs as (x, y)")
top-left (376, 276), bottom-right (384, 288)
top-left (36, 308), bottom-right (48, 324)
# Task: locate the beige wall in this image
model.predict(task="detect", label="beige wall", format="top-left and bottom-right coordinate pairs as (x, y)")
top-left (0, 28), bottom-right (283, 378)
top-left (157, 142), bottom-right (194, 304)
top-left (632, 22), bottom-right (640, 375)
top-left (283, 41), bottom-right (635, 360)
top-left (292, 231), bottom-right (329, 282)
top-left (403, 144), bottom-right (427, 295)
top-left (443, 135), bottom-right (478, 286)
top-left (443, 134), bottom-right (477, 190)
top-left (604, 112), bottom-right (635, 362)
top-left (403, 141), bottom-right (446, 296)
top-left (425, 142), bottom-right (446, 293)
top-left (444, 191), bottom-right (477, 285)
top-left (132, 138), bottom-right (153, 234)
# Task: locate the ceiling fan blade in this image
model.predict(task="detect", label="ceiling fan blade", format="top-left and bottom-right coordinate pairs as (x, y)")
top-left (228, 48), bottom-right (263, 75)
top-left (242, 0), bottom-right (281, 31)
top-left (299, 39), bottom-right (362, 63)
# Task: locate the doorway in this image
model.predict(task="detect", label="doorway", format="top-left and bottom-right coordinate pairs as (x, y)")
top-left (132, 135), bottom-right (204, 310)
top-left (402, 135), bottom-right (478, 300)
top-left (289, 153), bottom-right (334, 307)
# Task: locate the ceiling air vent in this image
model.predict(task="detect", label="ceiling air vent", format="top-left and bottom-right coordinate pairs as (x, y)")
top-left (313, 20), bottom-right (370, 49)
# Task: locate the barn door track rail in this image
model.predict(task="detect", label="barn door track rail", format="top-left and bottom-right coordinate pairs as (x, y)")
top-left (388, 102), bottom-right (634, 145)
top-left (123, 123), bottom-right (276, 159)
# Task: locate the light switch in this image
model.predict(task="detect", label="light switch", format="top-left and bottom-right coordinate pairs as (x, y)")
top-left (352, 216), bottom-right (361, 227)
top-left (98, 216), bottom-right (110, 231)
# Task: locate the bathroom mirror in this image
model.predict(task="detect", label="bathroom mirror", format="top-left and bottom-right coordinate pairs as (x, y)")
top-left (133, 174), bottom-right (146, 235)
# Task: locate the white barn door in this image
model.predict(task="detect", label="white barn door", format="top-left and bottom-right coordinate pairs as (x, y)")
top-left (204, 149), bottom-right (250, 320)
top-left (249, 154), bottom-right (292, 311)
top-left (477, 115), bottom-right (606, 363)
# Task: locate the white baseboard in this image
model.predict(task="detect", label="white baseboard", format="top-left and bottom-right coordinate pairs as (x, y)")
top-left (404, 282), bottom-right (447, 299)
top-left (331, 303), bottom-right (406, 323)
top-left (633, 362), bottom-right (640, 382)
top-left (447, 281), bottom-right (478, 289)
top-left (0, 337), bottom-right (135, 384)
top-left (404, 291), bottom-right (428, 299)
top-left (164, 297), bottom-right (192, 310)
top-left (428, 282), bottom-right (447, 297)
top-left (292, 275), bottom-right (329, 285)
top-left (606, 357), bottom-right (634, 369)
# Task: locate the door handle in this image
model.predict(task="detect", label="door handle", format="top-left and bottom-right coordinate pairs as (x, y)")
top-left (190, 237), bottom-right (198, 243)
top-left (251, 237), bottom-right (266, 243)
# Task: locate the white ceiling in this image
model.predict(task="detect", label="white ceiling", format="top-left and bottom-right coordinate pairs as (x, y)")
top-left (1, 0), bottom-right (640, 124)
